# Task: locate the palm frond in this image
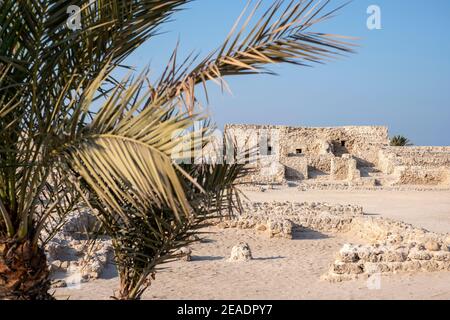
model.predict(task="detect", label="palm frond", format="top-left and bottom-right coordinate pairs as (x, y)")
top-left (150, 0), bottom-right (356, 112)
top-left (83, 135), bottom-right (251, 300)
top-left (0, 0), bottom-right (192, 239)
top-left (0, 0), bottom-right (356, 300)
top-left (60, 70), bottom-right (200, 223)
top-left (390, 135), bottom-right (413, 147)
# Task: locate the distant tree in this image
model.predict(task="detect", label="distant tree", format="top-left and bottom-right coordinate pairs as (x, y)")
top-left (390, 135), bottom-right (413, 146)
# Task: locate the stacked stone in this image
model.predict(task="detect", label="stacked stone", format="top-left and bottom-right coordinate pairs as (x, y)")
top-left (350, 217), bottom-right (440, 244)
top-left (214, 200), bottom-right (450, 280)
top-left (326, 240), bottom-right (450, 282)
top-left (46, 210), bottom-right (113, 286)
top-left (215, 201), bottom-right (364, 238)
top-left (325, 221), bottom-right (450, 282)
top-left (216, 216), bottom-right (294, 239)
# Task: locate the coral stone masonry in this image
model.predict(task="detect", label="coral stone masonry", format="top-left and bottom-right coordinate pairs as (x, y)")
top-left (223, 124), bottom-right (450, 187)
top-left (217, 201), bottom-right (450, 282)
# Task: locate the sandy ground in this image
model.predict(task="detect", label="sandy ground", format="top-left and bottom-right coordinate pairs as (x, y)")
top-left (54, 188), bottom-right (450, 300)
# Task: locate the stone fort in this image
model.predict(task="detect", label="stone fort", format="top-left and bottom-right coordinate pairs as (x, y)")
top-left (223, 124), bottom-right (450, 187)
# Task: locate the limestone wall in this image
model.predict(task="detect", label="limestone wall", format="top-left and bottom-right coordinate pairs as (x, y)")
top-left (379, 147), bottom-right (450, 172)
top-left (279, 125), bottom-right (389, 167)
top-left (326, 217), bottom-right (450, 282)
top-left (236, 157), bottom-right (285, 185)
top-left (394, 166), bottom-right (450, 186)
top-left (331, 155), bottom-right (360, 181)
top-left (282, 156), bottom-right (308, 180)
top-left (216, 201), bottom-right (365, 238)
top-left (224, 124), bottom-right (389, 184)
top-left (221, 125), bottom-right (284, 184)
top-left (379, 147), bottom-right (450, 186)
top-left (308, 155), bottom-right (334, 174)
top-left (217, 201), bottom-right (450, 282)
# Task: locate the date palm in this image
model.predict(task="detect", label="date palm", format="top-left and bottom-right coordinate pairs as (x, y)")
top-left (390, 135), bottom-right (413, 146)
top-left (0, 0), bottom-right (354, 299)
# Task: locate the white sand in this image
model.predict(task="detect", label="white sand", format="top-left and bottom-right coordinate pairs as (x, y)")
top-left (54, 188), bottom-right (450, 300)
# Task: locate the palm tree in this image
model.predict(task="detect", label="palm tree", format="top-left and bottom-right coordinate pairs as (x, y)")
top-left (390, 135), bottom-right (413, 146)
top-left (88, 138), bottom-right (253, 300)
top-left (0, 0), bottom-right (354, 299)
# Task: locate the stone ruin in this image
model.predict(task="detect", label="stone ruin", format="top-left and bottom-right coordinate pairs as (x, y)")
top-left (378, 146), bottom-right (450, 187)
top-left (46, 211), bottom-right (197, 288)
top-left (229, 242), bottom-right (253, 262)
top-left (216, 201), bottom-right (364, 238)
top-left (45, 203), bottom-right (449, 286)
top-left (326, 216), bottom-right (450, 282)
top-left (215, 201), bottom-right (450, 281)
top-left (223, 124), bottom-right (450, 189)
top-left (46, 210), bottom-right (113, 288)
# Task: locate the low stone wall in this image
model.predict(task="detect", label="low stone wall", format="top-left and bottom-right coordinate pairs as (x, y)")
top-left (379, 147), bottom-right (450, 172)
top-left (331, 155), bottom-right (360, 181)
top-left (216, 201), bottom-right (364, 238)
top-left (378, 147), bottom-right (450, 186)
top-left (46, 211), bottom-right (113, 287)
top-left (297, 181), bottom-right (450, 191)
top-left (325, 217), bottom-right (450, 281)
top-left (216, 201), bottom-right (450, 282)
top-left (308, 155), bottom-right (333, 174)
top-left (217, 216), bottom-right (294, 239)
top-left (282, 156), bottom-right (308, 180)
top-left (325, 242), bottom-right (450, 282)
top-left (394, 166), bottom-right (450, 186)
top-left (384, 147), bottom-right (450, 168)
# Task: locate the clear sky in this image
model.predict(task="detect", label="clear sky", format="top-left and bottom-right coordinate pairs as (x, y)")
top-left (121, 0), bottom-right (450, 146)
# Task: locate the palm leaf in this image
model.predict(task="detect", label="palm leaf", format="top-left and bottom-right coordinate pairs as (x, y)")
top-left (149, 0), bottom-right (356, 112)
top-left (60, 70), bottom-right (200, 223)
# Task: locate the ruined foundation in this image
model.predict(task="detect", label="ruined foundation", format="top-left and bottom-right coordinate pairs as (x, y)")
top-left (223, 124), bottom-right (450, 189)
top-left (216, 201), bottom-right (364, 239)
top-left (46, 210), bottom-right (113, 287)
top-left (216, 201), bottom-right (450, 281)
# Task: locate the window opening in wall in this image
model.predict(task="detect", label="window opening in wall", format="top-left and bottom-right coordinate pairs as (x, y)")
top-left (245, 151), bottom-right (250, 164)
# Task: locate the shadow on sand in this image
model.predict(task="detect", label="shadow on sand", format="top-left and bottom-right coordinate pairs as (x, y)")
top-left (191, 255), bottom-right (223, 262)
top-left (363, 212), bottom-right (380, 216)
top-left (292, 228), bottom-right (330, 240)
top-left (253, 256), bottom-right (285, 261)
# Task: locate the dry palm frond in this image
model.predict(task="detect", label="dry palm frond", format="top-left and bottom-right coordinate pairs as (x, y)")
top-left (150, 0), bottom-right (356, 113)
top-left (1, 0), bottom-right (355, 300)
top-left (0, 0), bottom-right (191, 240)
top-left (0, 0), bottom-right (192, 300)
top-left (81, 136), bottom-right (252, 300)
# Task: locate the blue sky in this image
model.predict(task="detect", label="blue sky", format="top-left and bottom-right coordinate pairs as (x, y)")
top-left (121, 0), bottom-right (450, 146)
